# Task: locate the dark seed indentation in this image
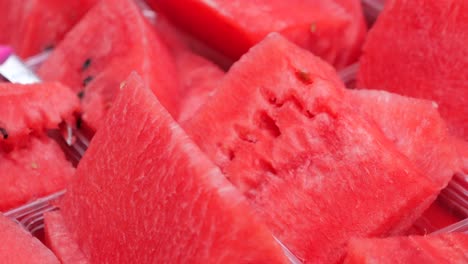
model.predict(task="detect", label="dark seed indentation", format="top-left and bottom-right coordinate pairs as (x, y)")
top-left (258, 111), bottom-right (281, 137)
top-left (295, 70), bottom-right (313, 85)
top-left (0, 127), bottom-right (8, 139)
top-left (76, 118), bottom-right (82, 129)
top-left (82, 76), bottom-right (94, 87)
top-left (77, 91), bottom-right (85, 99)
top-left (82, 58), bottom-right (92, 71)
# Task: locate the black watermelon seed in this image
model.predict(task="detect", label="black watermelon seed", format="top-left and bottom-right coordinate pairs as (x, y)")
top-left (0, 127), bottom-right (8, 139)
top-left (82, 76), bottom-right (94, 86)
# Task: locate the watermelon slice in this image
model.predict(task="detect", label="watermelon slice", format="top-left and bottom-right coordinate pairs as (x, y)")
top-left (0, 0), bottom-right (96, 58)
top-left (174, 52), bottom-right (224, 122)
top-left (408, 199), bottom-right (464, 235)
top-left (152, 15), bottom-right (224, 122)
top-left (38, 0), bottom-right (181, 132)
top-left (348, 89), bottom-right (462, 187)
top-left (344, 233), bottom-right (468, 263)
top-left (183, 33), bottom-right (439, 263)
top-left (0, 136), bottom-right (75, 211)
top-left (44, 211), bottom-right (88, 264)
top-left (0, 82), bottom-right (79, 147)
top-left (0, 213), bottom-right (59, 263)
top-left (357, 0), bottom-right (468, 140)
top-left (148, 0), bottom-right (367, 69)
top-left (59, 73), bottom-right (288, 263)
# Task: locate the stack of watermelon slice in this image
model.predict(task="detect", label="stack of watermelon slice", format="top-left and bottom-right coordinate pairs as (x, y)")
top-left (0, 0), bottom-right (466, 262)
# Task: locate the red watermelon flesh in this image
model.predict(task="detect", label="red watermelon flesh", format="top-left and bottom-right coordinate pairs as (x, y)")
top-left (348, 89), bottom-right (462, 188)
top-left (44, 211), bottom-right (88, 264)
top-left (174, 52), bottom-right (224, 122)
top-left (152, 15), bottom-right (225, 122)
top-left (0, 82), bottom-right (79, 147)
top-left (407, 199), bottom-right (464, 235)
top-left (149, 11), bottom-right (233, 69)
top-left (38, 0), bottom-right (181, 132)
top-left (183, 33), bottom-right (439, 263)
top-left (0, 0), bottom-right (96, 58)
top-left (0, 136), bottom-right (75, 211)
top-left (0, 213), bottom-right (59, 264)
top-left (344, 233), bottom-right (468, 264)
top-left (59, 73), bottom-right (288, 263)
top-left (148, 0), bottom-right (367, 69)
top-left (357, 0), bottom-right (468, 140)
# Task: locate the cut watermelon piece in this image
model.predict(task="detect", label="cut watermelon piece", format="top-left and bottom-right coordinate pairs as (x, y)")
top-left (175, 52), bottom-right (224, 122)
top-left (344, 233), bottom-right (468, 263)
top-left (0, 136), bottom-right (75, 211)
top-left (148, 0), bottom-right (366, 69)
top-left (357, 0), bottom-right (468, 140)
top-left (59, 73), bottom-right (288, 263)
top-left (183, 33), bottom-right (439, 263)
top-left (0, 213), bottom-right (59, 263)
top-left (0, 82), bottom-right (80, 147)
top-left (44, 211), bottom-right (88, 264)
top-left (408, 199), bottom-right (464, 235)
top-left (38, 0), bottom-right (181, 132)
top-left (0, 0), bottom-right (96, 58)
top-left (348, 89), bottom-right (462, 187)
top-left (152, 15), bottom-right (224, 122)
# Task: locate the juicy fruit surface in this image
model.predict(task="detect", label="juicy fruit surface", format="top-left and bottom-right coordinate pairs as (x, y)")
top-left (349, 89), bottom-right (462, 187)
top-left (60, 73), bottom-right (288, 263)
top-left (149, 0), bottom-right (366, 68)
top-left (152, 15), bottom-right (225, 122)
top-left (184, 34), bottom-right (439, 263)
top-left (357, 0), bottom-right (468, 140)
top-left (38, 0), bottom-right (181, 132)
top-left (44, 211), bottom-right (88, 264)
top-left (0, 0), bottom-right (96, 58)
top-left (0, 213), bottom-right (59, 264)
top-left (408, 199), bottom-right (464, 235)
top-left (344, 233), bottom-right (468, 263)
top-left (0, 82), bottom-right (79, 146)
top-left (0, 136), bottom-right (75, 211)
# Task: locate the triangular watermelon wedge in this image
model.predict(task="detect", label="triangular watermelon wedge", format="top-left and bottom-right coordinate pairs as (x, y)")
top-left (348, 89), bottom-right (463, 188)
top-left (38, 0), bottom-right (181, 132)
top-left (0, 136), bottom-right (75, 211)
top-left (148, 0), bottom-right (367, 68)
top-left (0, 0), bottom-right (97, 58)
top-left (357, 0), bottom-right (468, 140)
top-left (183, 33), bottom-right (440, 263)
top-left (0, 213), bottom-right (59, 263)
top-left (0, 82), bottom-right (80, 147)
top-left (59, 73), bottom-right (288, 263)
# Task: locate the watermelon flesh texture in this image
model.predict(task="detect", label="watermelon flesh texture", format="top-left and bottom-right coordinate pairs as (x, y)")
top-left (357, 0), bottom-right (468, 140)
top-left (0, 0), bottom-right (96, 58)
top-left (152, 15), bottom-right (225, 122)
top-left (344, 233), bottom-right (468, 263)
top-left (0, 214), bottom-right (60, 263)
top-left (183, 33), bottom-right (439, 263)
top-left (348, 89), bottom-right (462, 188)
top-left (407, 199), bottom-right (465, 235)
top-left (148, 0), bottom-right (367, 69)
top-left (0, 82), bottom-right (80, 147)
top-left (0, 136), bottom-right (75, 211)
top-left (38, 0), bottom-right (181, 132)
top-left (59, 73), bottom-right (288, 263)
top-left (44, 211), bottom-right (88, 264)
